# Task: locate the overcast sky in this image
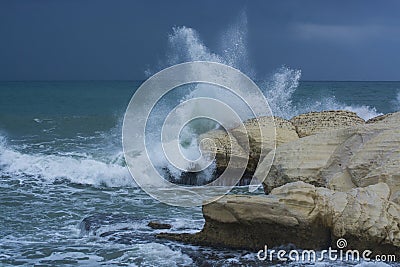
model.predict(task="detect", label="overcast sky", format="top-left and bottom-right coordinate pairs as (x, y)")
top-left (1, 0), bottom-right (400, 81)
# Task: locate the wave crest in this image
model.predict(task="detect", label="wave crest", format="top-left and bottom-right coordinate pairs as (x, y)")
top-left (0, 135), bottom-right (134, 187)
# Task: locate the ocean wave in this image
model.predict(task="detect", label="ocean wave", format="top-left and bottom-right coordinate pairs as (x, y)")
top-left (0, 135), bottom-right (134, 187)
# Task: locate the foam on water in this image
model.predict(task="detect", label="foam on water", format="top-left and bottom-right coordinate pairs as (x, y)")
top-left (121, 243), bottom-right (193, 267)
top-left (0, 135), bottom-right (134, 187)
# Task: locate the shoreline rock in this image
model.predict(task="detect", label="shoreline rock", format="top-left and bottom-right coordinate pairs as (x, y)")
top-left (158, 182), bottom-right (400, 258)
top-left (366, 112), bottom-right (393, 123)
top-left (290, 110), bottom-right (365, 138)
top-left (255, 111), bottom-right (400, 202)
top-left (161, 111), bottom-right (400, 260)
top-left (199, 116), bottom-right (298, 180)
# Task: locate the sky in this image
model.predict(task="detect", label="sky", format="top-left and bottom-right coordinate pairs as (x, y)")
top-left (1, 0), bottom-right (400, 81)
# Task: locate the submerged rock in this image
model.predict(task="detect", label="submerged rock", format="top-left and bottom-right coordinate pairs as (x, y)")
top-left (290, 110), bottom-right (365, 137)
top-left (148, 221), bottom-right (172, 230)
top-left (158, 182), bottom-right (400, 257)
top-left (79, 213), bottom-right (154, 245)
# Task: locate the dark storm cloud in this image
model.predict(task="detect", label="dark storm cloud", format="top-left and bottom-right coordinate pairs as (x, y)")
top-left (0, 0), bottom-right (399, 81)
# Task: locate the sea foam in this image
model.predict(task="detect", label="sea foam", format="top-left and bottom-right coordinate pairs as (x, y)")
top-left (0, 135), bottom-right (134, 187)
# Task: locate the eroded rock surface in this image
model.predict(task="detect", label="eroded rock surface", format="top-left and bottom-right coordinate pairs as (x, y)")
top-left (158, 182), bottom-right (400, 257)
top-left (290, 110), bottom-right (365, 137)
top-left (199, 116), bottom-right (298, 178)
top-left (256, 112), bottom-right (400, 202)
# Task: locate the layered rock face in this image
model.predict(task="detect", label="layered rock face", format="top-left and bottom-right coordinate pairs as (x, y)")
top-left (290, 110), bottom-right (365, 137)
top-left (200, 110), bottom-right (366, 180)
top-left (199, 116), bottom-right (298, 178)
top-left (159, 182), bottom-right (400, 257)
top-left (256, 111), bottom-right (400, 203)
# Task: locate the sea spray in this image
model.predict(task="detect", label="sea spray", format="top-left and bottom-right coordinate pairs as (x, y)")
top-left (143, 22), bottom-right (254, 184)
top-left (167, 27), bottom-right (223, 65)
top-left (262, 66), bottom-right (301, 119)
top-left (143, 13), bottom-right (382, 184)
top-left (394, 91), bottom-right (400, 111)
top-left (219, 10), bottom-right (254, 77)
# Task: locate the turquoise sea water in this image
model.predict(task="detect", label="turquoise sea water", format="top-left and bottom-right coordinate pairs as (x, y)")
top-left (0, 80), bottom-right (399, 266)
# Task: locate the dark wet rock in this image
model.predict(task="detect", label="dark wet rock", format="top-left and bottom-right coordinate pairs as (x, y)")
top-left (148, 221), bottom-right (172, 230)
top-left (79, 213), bottom-right (157, 245)
top-left (79, 213), bottom-right (139, 235)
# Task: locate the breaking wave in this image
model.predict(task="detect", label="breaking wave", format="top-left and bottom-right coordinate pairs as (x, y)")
top-left (0, 135), bottom-right (134, 187)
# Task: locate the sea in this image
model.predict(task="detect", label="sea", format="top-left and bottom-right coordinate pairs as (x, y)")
top-left (1, 20), bottom-right (400, 267)
top-left (0, 80), bottom-right (399, 267)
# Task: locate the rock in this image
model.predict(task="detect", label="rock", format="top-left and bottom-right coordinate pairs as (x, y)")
top-left (199, 116), bottom-right (298, 179)
top-left (346, 127), bottom-right (400, 202)
top-left (256, 111), bottom-right (400, 202)
top-left (290, 110), bottom-right (365, 137)
top-left (158, 182), bottom-right (400, 257)
top-left (366, 113), bottom-right (393, 124)
top-left (230, 116), bottom-right (298, 158)
top-left (159, 111), bottom-right (400, 258)
top-left (256, 126), bottom-right (359, 193)
top-left (148, 221), bottom-right (172, 230)
top-left (199, 129), bottom-right (251, 176)
top-left (79, 214), bottom-right (155, 244)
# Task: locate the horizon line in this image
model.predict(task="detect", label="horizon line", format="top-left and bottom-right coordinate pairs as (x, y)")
top-left (1, 79), bottom-right (400, 83)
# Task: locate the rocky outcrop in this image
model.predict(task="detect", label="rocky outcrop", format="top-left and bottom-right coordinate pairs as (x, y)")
top-left (199, 116), bottom-right (298, 177)
top-left (160, 111), bottom-right (400, 258)
top-left (256, 111), bottom-right (400, 203)
top-left (366, 113), bottom-right (393, 124)
top-left (158, 182), bottom-right (400, 257)
top-left (290, 110), bottom-right (365, 137)
top-left (230, 116), bottom-right (298, 152)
